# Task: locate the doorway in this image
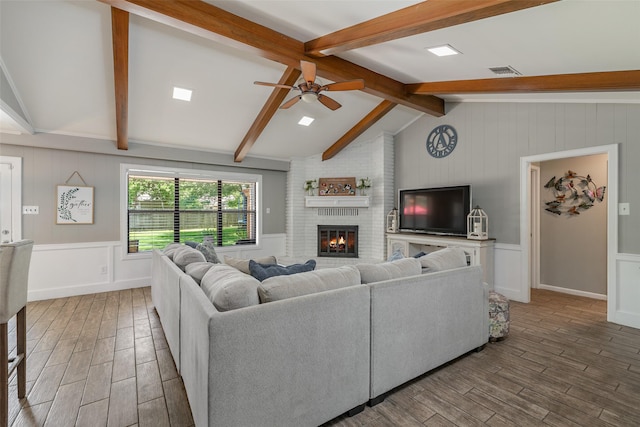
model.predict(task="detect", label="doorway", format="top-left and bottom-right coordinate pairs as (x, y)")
top-left (0, 156), bottom-right (22, 243)
top-left (520, 145), bottom-right (618, 317)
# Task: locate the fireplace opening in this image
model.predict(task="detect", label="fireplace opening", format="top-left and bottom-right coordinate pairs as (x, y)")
top-left (317, 225), bottom-right (358, 258)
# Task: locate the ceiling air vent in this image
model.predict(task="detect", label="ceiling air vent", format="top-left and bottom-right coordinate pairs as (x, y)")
top-left (489, 66), bottom-right (521, 76)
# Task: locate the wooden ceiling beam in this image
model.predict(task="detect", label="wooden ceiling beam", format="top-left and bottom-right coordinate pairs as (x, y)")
top-left (322, 100), bottom-right (397, 161)
top-left (234, 67), bottom-right (301, 163)
top-left (406, 70), bottom-right (640, 94)
top-left (111, 7), bottom-right (129, 150)
top-left (305, 0), bottom-right (559, 57)
top-left (98, 0), bottom-right (444, 117)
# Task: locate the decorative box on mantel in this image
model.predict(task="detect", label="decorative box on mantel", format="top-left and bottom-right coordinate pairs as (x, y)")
top-left (305, 196), bottom-right (370, 208)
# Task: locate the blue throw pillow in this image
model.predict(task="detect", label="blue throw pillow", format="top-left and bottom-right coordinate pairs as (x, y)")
top-left (413, 251), bottom-right (427, 258)
top-left (249, 259), bottom-right (316, 282)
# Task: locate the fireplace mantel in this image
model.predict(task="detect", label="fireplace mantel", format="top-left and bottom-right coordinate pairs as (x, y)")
top-left (305, 196), bottom-right (370, 208)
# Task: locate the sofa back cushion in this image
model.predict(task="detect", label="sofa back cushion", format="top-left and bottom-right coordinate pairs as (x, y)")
top-left (200, 264), bottom-right (261, 311)
top-left (163, 243), bottom-right (185, 260)
top-left (249, 259), bottom-right (316, 282)
top-left (418, 247), bottom-right (468, 272)
top-left (185, 262), bottom-right (217, 285)
top-left (356, 258), bottom-right (422, 284)
top-left (258, 265), bottom-right (361, 303)
top-left (224, 255), bottom-right (277, 274)
top-left (173, 247), bottom-right (206, 271)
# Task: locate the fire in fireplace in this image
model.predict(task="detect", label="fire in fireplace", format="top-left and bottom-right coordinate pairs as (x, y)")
top-left (317, 225), bottom-right (358, 258)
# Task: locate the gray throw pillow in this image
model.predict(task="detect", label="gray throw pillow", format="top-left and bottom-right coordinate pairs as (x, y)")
top-left (224, 255), bottom-right (277, 274)
top-left (387, 249), bottom-right (405, 262)
top-left (258, 265), bottom-right (361, 303)
top-left (249, 259), bottom-right (316, 282)
top-left (173, 247), bottom-right (206, 271)
top-left (196, 241), bottom-right (221, 264)
top-left (418, 247), bottom-right (468, 272)
top-left (356, 257), bottom-right (422, 284)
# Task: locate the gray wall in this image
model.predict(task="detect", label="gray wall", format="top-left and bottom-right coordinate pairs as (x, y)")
top-left (395, 102), bottom-right (640, 254)
top-left (540, 154), bottom-right (607, 294)
top-left (0, 133), bottom-right (287, 244)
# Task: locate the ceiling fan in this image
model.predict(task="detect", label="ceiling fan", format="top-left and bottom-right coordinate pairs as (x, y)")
top-left (254, 60), bottom-right (365, 111)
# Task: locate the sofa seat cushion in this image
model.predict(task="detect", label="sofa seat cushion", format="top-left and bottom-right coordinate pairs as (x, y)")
top-left (356, 258), bottom-right (421, 284)
top-left (249, 259), bottom-right (316, 282)
top-left (258, 265), bottom-right (361, 303)
top-left (185, 262), bottom-right (217, 284)
top-left (200, 264), bottom-right (261, 311)
top-left (173, 247), bottom-right (206, 270)
top-left (224, 255), bottom-right (277, 274)
top-left (418, 247), bottom-right (467, 272)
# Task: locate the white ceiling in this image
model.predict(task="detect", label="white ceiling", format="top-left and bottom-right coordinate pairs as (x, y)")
top-left (1, 0), bottom-right (639, 160)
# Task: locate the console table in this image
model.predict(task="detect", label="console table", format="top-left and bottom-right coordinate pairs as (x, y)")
top-left (387, 233), bottom-right (495, 286)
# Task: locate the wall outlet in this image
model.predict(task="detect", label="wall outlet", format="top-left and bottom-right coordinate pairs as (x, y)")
top-left (618, 203), bottom-right (630, 215)
top-left (22, 206), bottom-right (39, 214)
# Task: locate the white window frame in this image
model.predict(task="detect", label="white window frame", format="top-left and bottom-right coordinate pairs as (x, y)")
top-left (120, 163), bottom-right (262, 258)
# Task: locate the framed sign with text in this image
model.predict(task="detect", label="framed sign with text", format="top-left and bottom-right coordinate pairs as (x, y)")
top-left (56, 185), bottom-right (94, 224)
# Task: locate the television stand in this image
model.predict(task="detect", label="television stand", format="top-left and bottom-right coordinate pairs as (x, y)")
top-left (386, 233), bottom-right (494, 286)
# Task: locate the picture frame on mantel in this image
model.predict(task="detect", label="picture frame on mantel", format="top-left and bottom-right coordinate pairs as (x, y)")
top-left (318, 177), bottom-right (356, 196)
top-left (56, 185), bottom-right (94, 224)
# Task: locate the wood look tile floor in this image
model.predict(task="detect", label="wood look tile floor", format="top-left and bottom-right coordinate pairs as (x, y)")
top-left (5, 288), bottom-right (640, 426)
top-left (5, 287), bottom-right (193, 427)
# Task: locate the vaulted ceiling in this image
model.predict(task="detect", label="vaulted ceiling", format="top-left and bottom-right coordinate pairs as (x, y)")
top-left (1, 1), bottom-right (639, 162)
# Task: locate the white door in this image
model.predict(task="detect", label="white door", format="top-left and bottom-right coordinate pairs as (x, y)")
top-left (0, 156), bottom-right (22, 243)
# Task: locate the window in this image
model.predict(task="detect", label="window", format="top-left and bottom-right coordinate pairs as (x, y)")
top-left (123, 165), bottom-right (260, 253)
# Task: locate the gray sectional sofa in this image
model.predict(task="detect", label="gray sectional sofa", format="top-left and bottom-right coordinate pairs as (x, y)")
top-left (151, 245), bottom-right (489, 427)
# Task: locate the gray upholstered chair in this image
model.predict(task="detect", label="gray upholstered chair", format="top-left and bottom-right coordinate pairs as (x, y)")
top-left (1, 240), bottom-right (33, 425)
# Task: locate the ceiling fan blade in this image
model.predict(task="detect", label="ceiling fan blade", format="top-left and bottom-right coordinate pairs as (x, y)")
top-left (301, 60), bottom-right (316, 83)
top-left (317, 94), bottom-right (341, 111)
top-left (322, 79), bottom-right (365, 92)
top-left (254, 81), bottom-right (296, 90)
top-left (280, 96), bottom-right (301, 109)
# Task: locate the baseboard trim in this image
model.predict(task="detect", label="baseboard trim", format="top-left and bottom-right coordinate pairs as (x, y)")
top-left (28, 278), bottom-right (150, 301)
top-left (537, 283), bottom-right (607, 300)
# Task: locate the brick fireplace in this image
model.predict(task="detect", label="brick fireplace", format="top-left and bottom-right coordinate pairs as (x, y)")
top-left (286, 132), bottom-right (395, 262)
top-left (317, 225), bottom-right (358, 258)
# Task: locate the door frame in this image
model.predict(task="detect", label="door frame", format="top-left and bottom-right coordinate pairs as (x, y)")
top-left (529, 164), bottom-right (540, 290)
top-left (519, 144), bottom-right (618, 312)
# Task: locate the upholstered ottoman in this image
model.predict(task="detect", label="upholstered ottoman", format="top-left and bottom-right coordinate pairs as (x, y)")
top-left (488, 291), bottom-right (510, 341)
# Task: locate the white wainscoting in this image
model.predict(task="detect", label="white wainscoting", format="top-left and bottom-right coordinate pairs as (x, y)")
top-left (27, 234), bottom-right (287, 301)
top-left (611, 253), bottom-right (640, 329)
top-left (493, 243), bottom-right (525, 302)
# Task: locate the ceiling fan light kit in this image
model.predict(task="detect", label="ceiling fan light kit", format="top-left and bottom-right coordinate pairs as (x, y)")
top-left (254, 60), bottom-right (365, 110)
top-left (301, 92), bottom-right (317, 103)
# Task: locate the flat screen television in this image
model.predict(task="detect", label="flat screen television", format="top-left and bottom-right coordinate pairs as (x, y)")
top-left (399, 185), bottom-right (471, 236)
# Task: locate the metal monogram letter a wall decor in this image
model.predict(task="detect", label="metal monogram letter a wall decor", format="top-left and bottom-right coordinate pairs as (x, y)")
top-left (426, 124), bottom-right (457, 158)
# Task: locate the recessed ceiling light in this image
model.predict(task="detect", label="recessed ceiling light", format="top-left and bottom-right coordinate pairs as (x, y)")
top-left (298, 116), bottom-right (314, 126)
top-left (426, 44), bottom-right (461, 57)
top-left (172, 87), bottom-right (192, 101)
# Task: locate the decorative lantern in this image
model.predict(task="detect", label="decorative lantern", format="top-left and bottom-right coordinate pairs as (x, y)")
top-left (467, 205), bottom-right (488, 240)
top-left (386, 208), bottom-right (399, 233)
